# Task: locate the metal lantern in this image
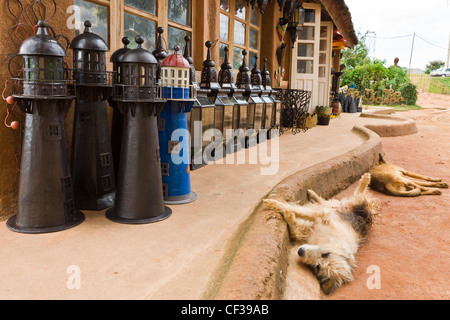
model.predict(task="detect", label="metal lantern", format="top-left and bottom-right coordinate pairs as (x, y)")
top-left (7, 21), bottom-right (84, 233)
top-left (188, 41), bottom-right (218, 169)
top-left (106, 35), bottom-right (171, 224)
top-left (236, 50), bottom-right (258, 148)
top-left (110, 37), bottom-right (132, 180)
top-left (70, 21), bottom-right (116, 211)
top-left (158, 46), bottom-right (197, 204)
top-left (261, 58), bottom-right (275, 138)
top-left (152, 27), bottom-right (168, 82)
top-left (286, 1), bottom-right (305, 48)
top-left (250, 55), bottom-right (265, 145)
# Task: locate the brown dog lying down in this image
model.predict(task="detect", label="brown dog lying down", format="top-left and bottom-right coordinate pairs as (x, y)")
top-left (370, 155), bottom-right (448, 197)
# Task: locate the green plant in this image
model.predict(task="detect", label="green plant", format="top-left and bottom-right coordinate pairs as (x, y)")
top-left (400, 83), bottom-right (418, 105)
top-left (425, 60), bottom-right (445, 75)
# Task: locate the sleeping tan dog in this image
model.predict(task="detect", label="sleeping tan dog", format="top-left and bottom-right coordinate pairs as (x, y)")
top-left (369, 155), bottom-right (448, 197)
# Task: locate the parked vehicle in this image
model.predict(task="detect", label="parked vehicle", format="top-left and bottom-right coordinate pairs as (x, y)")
top-left (430, 68), bottom-right (450, 77)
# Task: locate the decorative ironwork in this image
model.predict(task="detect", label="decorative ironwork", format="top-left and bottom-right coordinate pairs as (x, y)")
top-left (275, 88), bottom-right (311, 134)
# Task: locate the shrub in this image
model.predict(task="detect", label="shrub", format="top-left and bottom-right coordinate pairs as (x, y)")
top-left (400, 83), bottom-right (418, 105)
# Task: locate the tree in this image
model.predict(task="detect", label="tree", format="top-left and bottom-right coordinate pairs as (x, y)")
top-left (341, 32), bottom-right (371, 69)
top-left (425, 60), bottom-right (445, 74)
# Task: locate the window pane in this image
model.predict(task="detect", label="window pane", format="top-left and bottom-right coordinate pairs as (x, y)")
top-left (320, 26), bottom-right (328, 38)
top-left (124, 0), bottom-right (156, 15)
top-left (233, 47), bottom-right (243, 70)
top-left (235, 4), bottom-right (246, 20)
top-left (168, 0), bottom-right (192, 27)
top-left (168, 26), bottom-right (191, 53)
top-left (319, 53), bottom-right (326, 64)
top-left (220, 14), bottom-right (229, 41)
top-left (124, 13), bottom-right (156, 52)
top-left (249, 28), bottom-right (258, 50)
top-left (297, 43), bottom-right (314, 57)
top-left (220, 0), bottom-right (230, 11)
top-left (319, 66), bottom-right (326, 78)
top-left (298, 26), bottom-right (315, 41)
top-left (234, 21), bottom-right (246, 46)
top-left (74, 0), bottom-right (109, 44)
top-left (297, 60), bottom-right (313, 74)
top-left (250, 7), bottom-right (259, 26)
top-left (304, 9), bottom-right (315, 23)
top-left (320, 39), bottom-right (327, 51)
top-left (249, 51), bottom-right (258, 69)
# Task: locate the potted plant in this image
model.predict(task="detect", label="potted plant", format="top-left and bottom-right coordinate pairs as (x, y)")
top-left (316, 106), bottom-right (333, 125)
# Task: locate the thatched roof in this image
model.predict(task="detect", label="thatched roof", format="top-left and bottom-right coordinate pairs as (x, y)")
top-left (315, 0), bottom-right (359, 47)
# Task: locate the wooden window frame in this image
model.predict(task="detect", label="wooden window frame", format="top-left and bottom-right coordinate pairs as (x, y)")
top-left (219, 0), bottom-right (261, 69)
top-left (78, 0), bottom-right (195, 59)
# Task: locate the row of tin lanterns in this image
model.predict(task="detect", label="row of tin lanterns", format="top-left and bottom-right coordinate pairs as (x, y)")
top-left (6, 20), bottom-right (281, 234)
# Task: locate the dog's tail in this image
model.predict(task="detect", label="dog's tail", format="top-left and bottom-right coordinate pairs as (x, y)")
top-left (378, 154), bottom-right (386, 164)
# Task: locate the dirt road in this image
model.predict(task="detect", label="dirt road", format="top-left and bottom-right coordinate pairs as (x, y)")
top-left (325, 94), bottom-right (450, 300)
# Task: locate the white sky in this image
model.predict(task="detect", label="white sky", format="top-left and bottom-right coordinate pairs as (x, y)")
top-left (344, 0), bottom-right (450, 70)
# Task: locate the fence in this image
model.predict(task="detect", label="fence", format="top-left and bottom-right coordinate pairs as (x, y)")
top-left (410, 74), bottom-right (450, 95)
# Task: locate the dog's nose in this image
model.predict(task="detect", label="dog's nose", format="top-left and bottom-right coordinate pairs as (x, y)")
top-left (298, 247), bottom-right (305, 257)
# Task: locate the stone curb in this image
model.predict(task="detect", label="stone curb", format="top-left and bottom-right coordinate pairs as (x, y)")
top-left (206, 125), bottom-right (383, 300)
top-left (360, 113), bottom-right (418, 137)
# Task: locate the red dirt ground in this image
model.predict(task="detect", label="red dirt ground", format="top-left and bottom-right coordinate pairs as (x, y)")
top-left (326, 93), bottom-right (450, 300)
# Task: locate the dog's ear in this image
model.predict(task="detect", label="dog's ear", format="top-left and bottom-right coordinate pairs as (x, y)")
top-left (320, 278), bottom-right (338, 296)
top-left (379, 154), bottom-right (386, 164)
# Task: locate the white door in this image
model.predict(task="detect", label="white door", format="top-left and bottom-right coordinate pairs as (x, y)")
top-left (290, 3), bottom-right (322, 112)
top-left (317, 21), bottom-right (333, 107)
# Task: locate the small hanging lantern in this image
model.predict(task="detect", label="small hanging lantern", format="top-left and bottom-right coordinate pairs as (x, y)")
top-left (188, 41), bottom-right (217, 170)
top-left (218, 46), bottom-right (241, 154)
top-left (152, 27), bottom-right (169, 82)
top-left (260, 58), bottom-right (275, 138)
top-left (249, 55), bottom-right (265, 145)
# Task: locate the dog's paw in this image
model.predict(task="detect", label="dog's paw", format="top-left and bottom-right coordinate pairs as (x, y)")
top-left (361, 173), bottom-right (371, 185)
top-left (438, 182), bottom-right (449, 189)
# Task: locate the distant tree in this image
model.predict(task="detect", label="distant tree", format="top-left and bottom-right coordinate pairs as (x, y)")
top-left (425, 60), bottom-right (445, 74)
top-left (341, 32), bottom-right (371, 69)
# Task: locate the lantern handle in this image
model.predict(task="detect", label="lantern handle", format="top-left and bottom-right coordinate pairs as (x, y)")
top-left (55, 34), bottom-right (71, 51)
top-left (7, 53), bottom-right (20, 78)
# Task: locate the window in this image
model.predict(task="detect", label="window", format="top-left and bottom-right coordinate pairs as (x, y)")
top-left (74, 0), bottom-right (109, 45)
top-left (74, 1), bottom-right (193, 57)
top-left (219, 0), bottom-right (261, 70)
top-left (295, 8), bottom-right (316, 75)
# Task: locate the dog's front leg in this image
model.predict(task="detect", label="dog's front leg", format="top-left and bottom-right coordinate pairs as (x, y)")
top-left (264, 199), bottom-right (329, 224)
top-left (263, 200), bottom-right (313, 241)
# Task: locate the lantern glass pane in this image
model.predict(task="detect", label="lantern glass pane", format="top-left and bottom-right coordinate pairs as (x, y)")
top-left (254, 104), bottom-right (263, 131)
top-left (74, 0), bottom-right (109, 45)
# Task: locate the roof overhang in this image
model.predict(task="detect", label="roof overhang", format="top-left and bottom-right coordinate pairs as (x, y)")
top-left (318, 0), bottom-right (358, 48)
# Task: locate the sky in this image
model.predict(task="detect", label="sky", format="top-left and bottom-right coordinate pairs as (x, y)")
top-left (344, 0), bottom-right (450, 71)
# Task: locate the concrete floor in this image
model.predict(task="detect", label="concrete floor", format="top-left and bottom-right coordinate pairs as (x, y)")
top-left (0, 112), bottom-right (401, 300)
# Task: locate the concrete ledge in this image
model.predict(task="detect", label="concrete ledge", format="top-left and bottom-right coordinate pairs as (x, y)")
top-left (360, 113), bottom-right (418, 137)
top-left (206, 126), bottom-right (383, 300)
